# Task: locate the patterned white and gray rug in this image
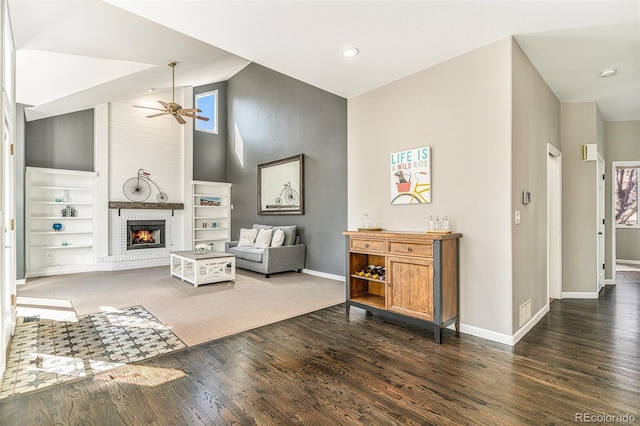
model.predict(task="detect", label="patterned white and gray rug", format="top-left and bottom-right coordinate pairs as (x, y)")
top-left (0, 306), bottom-right (185, 399)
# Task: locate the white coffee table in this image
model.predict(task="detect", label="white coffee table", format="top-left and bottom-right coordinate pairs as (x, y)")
top-left (170, 251), bottom-right (236, 287)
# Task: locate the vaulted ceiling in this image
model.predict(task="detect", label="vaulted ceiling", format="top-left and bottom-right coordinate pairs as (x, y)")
top-left (9, 0), bottom-right (640, 122)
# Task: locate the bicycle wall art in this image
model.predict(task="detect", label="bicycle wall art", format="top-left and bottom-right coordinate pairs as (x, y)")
top-left (390, 146), bottom-right (431, 204)
top-left (257, 154), bottom-right (304, 215)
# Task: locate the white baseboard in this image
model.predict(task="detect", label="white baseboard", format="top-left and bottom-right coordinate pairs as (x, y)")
top-left (450, 303), bottom-right (549, 347)
top-left (16, 279), bottom-right (26, 286)
top-left (96, 257), bottom-right (170, 271)
top-left (513, 303), bottom-right (549, 345)
top-left (302, 269), bottom-right (345, 281)
top-left (605, 279), bottom-right (615, 285)
top-left (456, 323), bottom-right (515, 346)
top-left (26, 264), bottom-right (97, 279)
top-left (561, 291), bottom-right (599, 299)
top-left (616, 259), bottom-right (640, 265)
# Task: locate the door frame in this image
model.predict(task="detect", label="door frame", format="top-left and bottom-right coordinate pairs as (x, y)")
top-left (611, 161), bottom-right (640, 282)
top-left (547, 144), bottom-right (562, 300)
top-left (597, 154), bottom-right (605, 293)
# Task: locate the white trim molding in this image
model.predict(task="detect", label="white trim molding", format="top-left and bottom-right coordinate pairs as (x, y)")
top-left (452, 303), bottom-right (549, 346)
top-left (302, 269), bottom-right (345, 282)
top-left (561, 292), bottom-right (599, 299)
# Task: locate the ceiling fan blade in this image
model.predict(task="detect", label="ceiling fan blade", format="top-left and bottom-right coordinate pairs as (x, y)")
top-left (158, 100), bottom-right (170, 108)
top-left (182, 112), bottom-right (210, 121)
top-left (174, 115), bottom-right (187, 125)
top-left (133, 105), bottom-right (165, 111)
top-left (146, 112), bottom-right (168, 118)
top-left (181, 108), bottom-right (202, 113)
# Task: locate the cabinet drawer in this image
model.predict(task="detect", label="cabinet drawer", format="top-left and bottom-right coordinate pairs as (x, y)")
top-left (388, 240), bottom-right (433, 258)
top-left (350, 238), bottom-right (385, 253)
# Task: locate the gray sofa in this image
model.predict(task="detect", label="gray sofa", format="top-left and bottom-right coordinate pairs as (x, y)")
top-left (224, 224), bottom-right (306, 278)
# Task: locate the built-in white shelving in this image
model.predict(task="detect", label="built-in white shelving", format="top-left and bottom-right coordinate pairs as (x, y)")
top-left (26, 167), bottom-right (98, 277)
top-left (192, 181), bottom-right (231, 252)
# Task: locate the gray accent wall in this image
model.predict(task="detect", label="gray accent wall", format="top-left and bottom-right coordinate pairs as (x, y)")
top-left (25, 109), bottom-right (94, 171)
top-left (193, 82), bottom-right (227, 182)
top-left (226, 63), bottom-right (348, 276)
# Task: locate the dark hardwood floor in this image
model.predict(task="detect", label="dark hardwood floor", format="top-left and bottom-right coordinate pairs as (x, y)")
top-left (1, 278), bottom-right (639, 425)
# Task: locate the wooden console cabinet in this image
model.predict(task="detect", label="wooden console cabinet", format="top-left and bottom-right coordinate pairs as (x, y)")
top-left (343, 230), bottom-right (461, 344)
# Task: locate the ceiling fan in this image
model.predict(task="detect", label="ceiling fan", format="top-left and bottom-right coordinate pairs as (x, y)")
top-left (134, 62), bottom-right (209, 125)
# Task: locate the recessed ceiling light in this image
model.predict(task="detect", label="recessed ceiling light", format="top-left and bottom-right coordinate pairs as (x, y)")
top-left (147, 88), bottom-right (155, 93)
top-left (599, 68), bottom-right (617, 78)
top-left (342, 47), bottom-right (360, 58)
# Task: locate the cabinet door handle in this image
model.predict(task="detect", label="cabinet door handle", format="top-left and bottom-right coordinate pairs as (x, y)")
top-left (365, 243), bottom-right (370, 248)
top-left (407, 247), bottom-right (413, 252)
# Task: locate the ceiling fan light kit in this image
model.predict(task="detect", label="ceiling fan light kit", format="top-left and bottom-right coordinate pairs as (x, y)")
top-left (134, 62), bottom-right (210, 125)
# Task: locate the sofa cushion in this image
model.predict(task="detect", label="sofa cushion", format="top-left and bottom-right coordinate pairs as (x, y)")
top-left (273, 225), bottom-right (297, 246)
top-left (227, 246), bottom-right (252, 259)
top-left (243, 248), bottom-right (265, 262)
top-left (252, 224), bottom-right (273, 231)
top-left (238, 228), bottom-right (258, 247)
top-left (271, 229), bottom-right (285, 247)
top-left (255, 228), bottom-right (273, 249)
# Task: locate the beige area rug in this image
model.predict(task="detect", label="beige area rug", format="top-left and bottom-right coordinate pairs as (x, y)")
top-left (18, 267), bottom-right (345, 346)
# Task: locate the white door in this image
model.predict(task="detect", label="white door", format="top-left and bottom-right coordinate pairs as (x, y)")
top-left (547, 144), bottom-right (562, 299)
top-left (597, 155), bottom-right (605, 293)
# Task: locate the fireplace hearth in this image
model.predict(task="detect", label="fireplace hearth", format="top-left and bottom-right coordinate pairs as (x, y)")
top-left (127, 220), bottom-right (166, 250)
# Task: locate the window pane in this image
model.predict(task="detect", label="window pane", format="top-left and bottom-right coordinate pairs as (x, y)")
top-left (615, 167), bottom-right (637, 225)
top-left (195, 91), bottom-right (217, 133)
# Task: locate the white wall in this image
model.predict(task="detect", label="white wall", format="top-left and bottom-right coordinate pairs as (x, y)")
top-left (348, 38), bottom-right (514, 339)
top-left (108, 89), bottom-right (184, 204)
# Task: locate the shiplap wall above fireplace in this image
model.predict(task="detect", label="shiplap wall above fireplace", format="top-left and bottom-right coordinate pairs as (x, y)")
top-left (108, 89), bottom-right (184, 204)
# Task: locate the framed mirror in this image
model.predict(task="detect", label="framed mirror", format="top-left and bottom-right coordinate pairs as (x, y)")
top-left (258, 154), bottom-right (304, 215)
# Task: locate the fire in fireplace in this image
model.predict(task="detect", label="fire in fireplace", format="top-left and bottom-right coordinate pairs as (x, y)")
top-left (127, 220), bottom-right (166, 250)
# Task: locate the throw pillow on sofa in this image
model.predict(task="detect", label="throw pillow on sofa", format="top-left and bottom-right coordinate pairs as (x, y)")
top-left (273, 225), bottom-right (297, 246)
top-left (271, 229), bottom-right (285, 247)
top-left (255, 228), bottom-right (273, 249)
top-left (238, 228), bottom-right (258, 247)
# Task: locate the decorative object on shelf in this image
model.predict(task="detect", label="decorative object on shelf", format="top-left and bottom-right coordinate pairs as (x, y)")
top-left (61, 206), bottom-right (77, 217)
top-left (211, 222), bottom-right (217, 228)
top-left (54, 198), bottom-right (62, 202)
top-left (52, 223), bottom-right (63, 232)
top-left (390, 146), bottom-right (431, 204)
top-left (62, 189), bottom-right (70, 202)
top-left (195, 244), bottom-right (211, 255)
top-left (122, 168), bottom-right (168, 203)
top-left (258, 154), bottom-right (304, 215)
top-left (427, 215), bottom-right (452, 234)
top-left (61, 241), bottom-right (69, 246)
top-left (200, 197), bottom-right (221, 206)
top-left (358, 212), bottom-right (382, 231)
